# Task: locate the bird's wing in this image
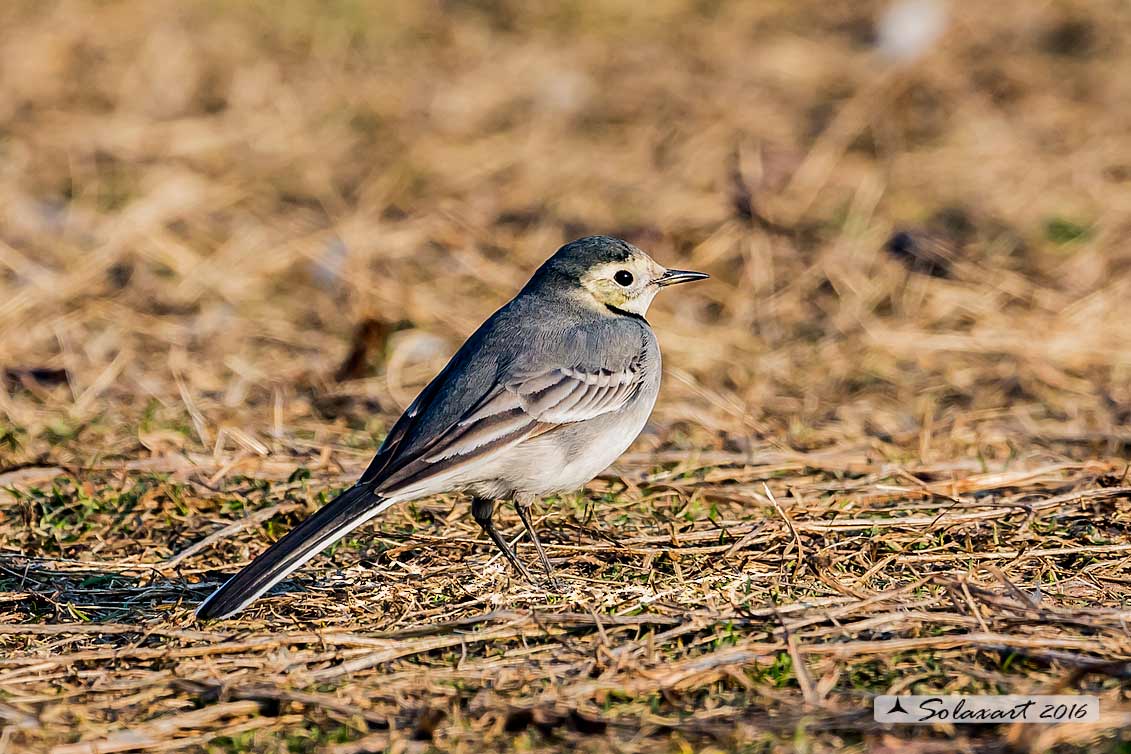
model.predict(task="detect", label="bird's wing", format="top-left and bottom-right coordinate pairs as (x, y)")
top-left (372, 354), bottom-right (647, 494)
top-left (507, 363), bottom-right (646, 424)
top-left (421, 360), bottom-right (646, 463)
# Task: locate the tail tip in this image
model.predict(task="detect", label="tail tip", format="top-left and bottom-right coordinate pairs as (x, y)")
top-left (194, 591), bottom-right (237, 621)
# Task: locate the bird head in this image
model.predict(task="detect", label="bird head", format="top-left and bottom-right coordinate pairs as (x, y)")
top-left (532, 236), bottom-right (708, 317)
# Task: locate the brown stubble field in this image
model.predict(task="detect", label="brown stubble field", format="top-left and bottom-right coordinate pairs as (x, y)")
top-left (3, 0), bottom-right (1131, 752)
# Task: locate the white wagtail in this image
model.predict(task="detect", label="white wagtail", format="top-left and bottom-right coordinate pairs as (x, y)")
top-left (196, 236), bottom-right (707, 619)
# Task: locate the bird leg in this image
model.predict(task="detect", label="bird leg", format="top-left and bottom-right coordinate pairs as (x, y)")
top-left (471, 497), bottom-right (534, 583)
top-left (515, 495), bottom-right (562, 590)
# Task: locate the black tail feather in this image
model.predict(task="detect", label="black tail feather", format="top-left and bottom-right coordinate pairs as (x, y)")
top-left (195, 485), bottom-right (387, 620)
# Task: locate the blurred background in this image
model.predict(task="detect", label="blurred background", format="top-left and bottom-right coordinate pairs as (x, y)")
top-left (6, 3), bottom-right (1131, 752)
top-left (2, 0), bottom-right (1131, 471)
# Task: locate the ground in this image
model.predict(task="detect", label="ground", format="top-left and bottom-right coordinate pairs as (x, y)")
top-left (2, 0), bottom-right (1131, 752)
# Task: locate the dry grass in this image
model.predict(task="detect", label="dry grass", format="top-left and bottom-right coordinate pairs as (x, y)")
top-left (2, 0), bottom-right (1131, 752)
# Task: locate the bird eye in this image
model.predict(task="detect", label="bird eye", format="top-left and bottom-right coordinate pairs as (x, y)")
top-left (614, 270), bottom-right (634, 286)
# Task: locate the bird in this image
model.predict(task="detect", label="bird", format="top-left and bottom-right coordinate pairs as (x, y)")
top-left (195, 235), bottom-right (708, 620)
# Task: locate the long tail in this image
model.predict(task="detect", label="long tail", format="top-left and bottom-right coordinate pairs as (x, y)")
top-left (195, 485), bottom-right (395, 620)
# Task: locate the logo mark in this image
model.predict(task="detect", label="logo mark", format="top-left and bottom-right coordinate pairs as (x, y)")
top-left (886, 698), bottom-right (909, 716)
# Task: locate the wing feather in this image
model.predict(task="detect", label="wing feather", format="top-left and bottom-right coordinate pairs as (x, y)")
top-left (518, 364), bottom-right (640, 424)
top-left (373, 359), bottom-right (645, 497)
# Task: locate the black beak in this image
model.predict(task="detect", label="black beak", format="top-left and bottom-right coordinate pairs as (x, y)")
top-left (656, 268), bottom-right (709, 287)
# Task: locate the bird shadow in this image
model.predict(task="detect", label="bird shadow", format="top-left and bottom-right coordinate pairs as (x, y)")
top-left (0, 552), bottom-right (207, 623)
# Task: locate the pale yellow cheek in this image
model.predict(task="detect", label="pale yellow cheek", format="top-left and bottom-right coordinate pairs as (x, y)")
top-left (584, 281), bottom-right (627, 307)
top-left (602, 288), bottom-right (631, 307)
